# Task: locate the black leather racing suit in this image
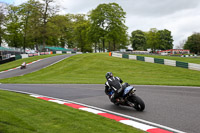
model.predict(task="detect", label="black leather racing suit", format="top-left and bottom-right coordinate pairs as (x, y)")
top-left (105, 76), bottom-right (123, 103)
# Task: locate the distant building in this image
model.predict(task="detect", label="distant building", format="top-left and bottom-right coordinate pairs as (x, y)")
top-left (158, 49), bottom-right (190, 55)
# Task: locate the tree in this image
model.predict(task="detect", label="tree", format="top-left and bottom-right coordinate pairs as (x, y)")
top-left (4, 5), bottom-right (23, 48)
top-left (0, 3), bottom-right (7, 47)
top-left (5, 0), bottom-right (45, 51)
top-left (130, 30), bottom-right (146, 50)
top-left (157, 29), bottom-right (173, 50)
top-left (146, 28), bottom-right (173, 52)
top-left (47, 14), bottom-right (75, 48)
top-left (40, 0), bottom-right (59, 50)
top-left (146, 28), bottom-right (160, 52)
top-left (24, 0), bottom-right (43, 50)
top-left (184, 33), bottom-right (200, 54)
top-left (19, 1), bottom-right (33, 52)
top-left (3, 2), bottom-right (130, 53)
top-left (73, 14), bottom-right (92, 52)
top-left (89, 3), bottom-right (128, 52)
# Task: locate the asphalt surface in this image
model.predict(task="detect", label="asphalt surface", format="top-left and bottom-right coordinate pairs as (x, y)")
top-left (0, 54), bottom-right (200, 133)
top-left (0, 54), bottom-right (74, 79)
top-left (0, 84), bottom-right (200, 133)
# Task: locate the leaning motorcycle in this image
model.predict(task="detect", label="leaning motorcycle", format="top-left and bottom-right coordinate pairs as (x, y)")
top-left (20, 62), bottom-right (26, 69)
top-left (108, 86), bottom-right (145, 111)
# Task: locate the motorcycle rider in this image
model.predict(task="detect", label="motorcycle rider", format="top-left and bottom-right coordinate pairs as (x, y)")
top-left (105, 72), bottom-right (125, 104)
top-left (21, 62), bottom-right (26, 69)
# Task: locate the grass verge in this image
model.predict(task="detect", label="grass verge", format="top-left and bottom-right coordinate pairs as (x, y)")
top-left (0, 90), bottom-right (144, 133)
top-left (0, 53), bottom-right (200, 86)
top-left (0, 54), bottom-right (59, 72)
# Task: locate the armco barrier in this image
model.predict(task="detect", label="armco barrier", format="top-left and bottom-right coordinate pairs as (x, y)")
top-left (111, 52), bottom-right (200, 71)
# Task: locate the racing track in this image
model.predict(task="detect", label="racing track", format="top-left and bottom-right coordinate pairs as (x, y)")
top-left (0, 54), bottom-right (74, 79)
top-left (0, 55), bottom-right (200, 133)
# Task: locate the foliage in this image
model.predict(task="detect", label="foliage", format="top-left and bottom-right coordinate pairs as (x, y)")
top-left (4, 5), bottom-right (23, 48)
top-left (4, 1), bottom-right (199, 53)
top-left (89, 3), bottom-right (128, 52)
top-left (184, 32), bottom-right (200, 54)
top-left (4, 0), bottom-right (58, 51)
top-left (40, 0), bottom-right (59, 49)
top-left (3, 1), bottom-right (129, 52)
top-left (146, 28), bottom-right (159, 52)
top-left (157, 29), bottom-right (173, 50)
top-left (130, 30), bottom-right (146, 50)
top-left (131, 28), bottom-right (174, 52)
top-left (73, 14), bottom-right (93, 52)
top-left (0, 3), bottom-right (7, 47)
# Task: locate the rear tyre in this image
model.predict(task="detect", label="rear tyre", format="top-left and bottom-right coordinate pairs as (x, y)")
top-left (114, 102), bottom-right (120, 106)
top-left (129, 95), bottom-right (145, 111)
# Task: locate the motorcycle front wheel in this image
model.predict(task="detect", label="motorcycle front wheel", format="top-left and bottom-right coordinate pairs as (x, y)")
top-left (128, 95), bottom-right (145, 111)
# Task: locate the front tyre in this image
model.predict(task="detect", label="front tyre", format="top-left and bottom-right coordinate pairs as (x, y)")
top-left (129, 95), bottom-right (145, 111)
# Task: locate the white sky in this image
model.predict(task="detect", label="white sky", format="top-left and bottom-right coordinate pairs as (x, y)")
top-left (2, 0), bottom-right (200, 48)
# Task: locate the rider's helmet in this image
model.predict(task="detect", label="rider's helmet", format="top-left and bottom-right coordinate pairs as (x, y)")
top-left (105, 72), bottom-right (113, 80)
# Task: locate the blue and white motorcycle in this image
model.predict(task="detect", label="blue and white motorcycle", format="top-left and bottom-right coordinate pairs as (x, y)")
top-left (108, 85), bottom-right (145, 111)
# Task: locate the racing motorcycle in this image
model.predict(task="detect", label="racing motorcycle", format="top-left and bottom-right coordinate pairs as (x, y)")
top-left (107, 85), bottom-right (145, 111)
top-left (20, 62), bottom-right (26, 69)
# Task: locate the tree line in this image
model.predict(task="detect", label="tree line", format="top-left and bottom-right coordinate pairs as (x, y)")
top-left (0, 0), bottom-right (129, 52)
top-left (0, 0), bottom-right (199, 54)
top-left (130, 28), bottom-right (173, 52)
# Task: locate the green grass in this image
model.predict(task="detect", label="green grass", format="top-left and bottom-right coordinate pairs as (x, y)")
top-left (0, 54), bottom-right (59, 72)
top-left (0, 90), bottom-right (144, 133)
top-left (0, 53), bottom-right (200, 86)
top-left (134, 54), bottom-right (200, 64)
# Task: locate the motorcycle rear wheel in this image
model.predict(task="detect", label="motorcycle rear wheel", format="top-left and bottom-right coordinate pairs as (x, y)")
top-left (129, 95), bottom-right (145, 111)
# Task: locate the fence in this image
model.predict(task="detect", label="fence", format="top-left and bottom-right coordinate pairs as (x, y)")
top-left (111, 52), bottom-right (200, 71)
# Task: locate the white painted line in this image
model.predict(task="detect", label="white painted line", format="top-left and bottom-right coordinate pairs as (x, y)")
top-left (79, 108), bottom-right (105, 114)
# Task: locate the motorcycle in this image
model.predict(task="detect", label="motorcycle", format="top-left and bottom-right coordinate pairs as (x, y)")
top-left (20, 62), bottom-right (26, 69)
top-left (108, 85), bottom-right (145, 111)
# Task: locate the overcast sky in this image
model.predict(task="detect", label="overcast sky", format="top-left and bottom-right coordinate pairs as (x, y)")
top-left (2, 0), bottom-right (200, 48)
